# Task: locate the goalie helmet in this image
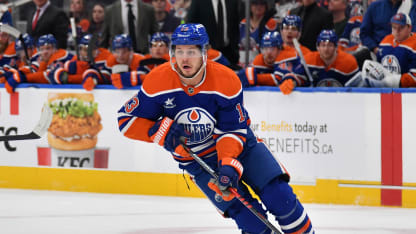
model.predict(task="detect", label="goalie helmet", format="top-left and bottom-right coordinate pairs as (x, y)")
top-left (150, 32), bottom-right (170, 46)
top-left (112, 34), bottom-right (132, 50)
top-left (260, 31), bottom-right (283, 49)
top-left (15, 33), bottom-right (34, 51)
top-left (171, 23), bottom-right (209, 47)
top-left (281, 15), bottom-right (302, 30)
top-left (37, 34), bottom-right (57, 48)
top-left (316, 29), bottom-right (338, 46)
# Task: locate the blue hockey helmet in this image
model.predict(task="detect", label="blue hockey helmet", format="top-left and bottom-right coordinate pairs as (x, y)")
top-left (79, 34), bottom-right (96, 46)
top-left (37, 34), bottom-right (57, 47)
top-left (15, 33), bottom-right (34, 51)
top-left (171, 23), bottom-right (209, 47)
top-left (260, 31), bottom-right (283, 49)
top-left (150, 32), bottom-right (170, 46)
top-left (112, 34), bottom-right (132, 50)
top-left (281, 15), bottom-right (302, 30)
top-left (316, 29), bottom-right (338, 46)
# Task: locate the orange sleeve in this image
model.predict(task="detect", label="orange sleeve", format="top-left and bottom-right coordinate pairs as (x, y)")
top-left (257, 73), bottom-right (279, 86)
top-left (216, 136), bottom-right (244, 161)
top-left (120, 117), bottom-right (156, 142)
top-left (26, 71), bottom-right (48, 83)
top-left (67, 74), bottom-right (83, 84)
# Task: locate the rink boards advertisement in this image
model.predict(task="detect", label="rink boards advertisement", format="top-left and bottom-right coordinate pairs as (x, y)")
top-left (0, 85), bottom-right (415, 208)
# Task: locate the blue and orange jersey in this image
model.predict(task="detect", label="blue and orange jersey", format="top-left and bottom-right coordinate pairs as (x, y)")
top-left (63, 48), bottom-right (113, 84)
top-left (25, 49), bottom-right (73, 83)
top-left (378, 33), bottom-right (416, 87)
top-left (107, 53), bottom-right (146, 85)
top-left (15, 49), bottom-right (39, 69)
top-left (137, 53), bottom-right (170, 75)
top-left (339, 15), bottom-right (362, 51)
top-left (0, 41), bottom-right (16, 67)
top-left (285, 48), bottom-right (359, 87)
top-left (118, 60), bottom-right (250, 163)
top-left (207, 48), bottom-right (231, 67)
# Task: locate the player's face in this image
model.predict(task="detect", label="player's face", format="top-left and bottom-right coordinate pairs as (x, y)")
top-left (114, 48), bottom-right (132, 65)
top-left (282, 25), bottom-right (300, 46)
top-left (261, 47), bottom-right (280, 66)
top-left (250, 3), bottom-right (267, 17)
top-left (150, 41), bottom-right (168, 59)
top-left (317, 41), bottom-right (337, 62)
top-left (392, 23), bottom-right (412, 42)
top-left (38, 44), bottom-right (55, 62)
top-left (174, 45), bottom-right (204, 83)
top-left (79, 45), bottom-right (96, 61)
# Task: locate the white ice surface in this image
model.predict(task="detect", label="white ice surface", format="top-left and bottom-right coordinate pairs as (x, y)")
top-left (0, 188), bottom-right (416, 234)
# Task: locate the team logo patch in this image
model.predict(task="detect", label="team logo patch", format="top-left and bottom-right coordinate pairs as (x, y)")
top-left (163, 97), bottom-right (176, 109)
top-left (381, 55), bottom-right (401, 74)
top-left (175, 107), bottom-right (216, 144)
top-left (350, 28), bottom-right (361, 45)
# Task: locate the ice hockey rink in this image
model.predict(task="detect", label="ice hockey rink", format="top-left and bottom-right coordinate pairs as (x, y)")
top-left (1, 189), bottom-right (416, 234)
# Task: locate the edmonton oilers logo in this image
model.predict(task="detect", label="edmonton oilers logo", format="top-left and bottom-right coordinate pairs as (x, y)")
top-left (381, 55), bottom-right (401, 74)
top-left (175, 107), bottom-right (216, 144)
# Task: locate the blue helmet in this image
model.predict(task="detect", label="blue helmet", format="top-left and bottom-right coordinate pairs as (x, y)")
top-left (260, 31), bottom-right (283, 49)
top-left (281, 15), bottom-right (302, 30)
top-left (150, 32), bottom-right (170, 46)
top-left (15, 33), bottom-right (34, 51)
top-left (79, 34), bottom-right (94, 46)
top-left (316, 30), bottom-right (338, 46)
top-left (112, 34), bottom-right (132, 50)
top-left (171, 23), bottom-right (209, 47)
top-left (37, 34), bottom-right (57, 47)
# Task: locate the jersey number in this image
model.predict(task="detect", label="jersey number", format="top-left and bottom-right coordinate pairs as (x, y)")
top-left (236, 103), bottom-right (245, 123)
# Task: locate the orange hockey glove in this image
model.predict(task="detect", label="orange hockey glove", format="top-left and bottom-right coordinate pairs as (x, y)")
top-left (279, 79), bottom-right (296, 95)
top-left (207, 158), bottom-right (243, 201)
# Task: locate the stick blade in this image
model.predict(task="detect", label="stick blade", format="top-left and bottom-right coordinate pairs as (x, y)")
top-left (32, 103), bottom-right (53, 137)
top-left (0, 23), bottom-right (21, 38)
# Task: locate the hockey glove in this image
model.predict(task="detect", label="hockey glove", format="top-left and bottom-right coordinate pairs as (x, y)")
top-left (82, 68), bottom-right (101, 91)
top-left (237, 67), bottom-right (257, 88)
top-left (208, 158), bottom-right (243, 201)
top-left (148, 117), bottom-right (190, 156)
top-left (50, 67), bottom-right (68, 84)
top-left (279, 78), bottom-right (296, 95)
top-left (111, 71), bottom-right (141, 89)
top-left (5, 69), bottom-right (27, 94)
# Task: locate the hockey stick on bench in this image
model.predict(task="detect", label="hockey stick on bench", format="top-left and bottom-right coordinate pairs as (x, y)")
top-left (0, 104), bottom-right (53, 141)
top-left (180, 138), bottom-right (282, 234)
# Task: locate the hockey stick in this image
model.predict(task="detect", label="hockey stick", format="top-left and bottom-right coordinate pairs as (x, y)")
top-left (69, 13), bottom-right (80, 59)
top-left (292, 38), bottom-right (313, 85)
top-left (180, 139), bottom-right (283, 234)
top-left (0, 104), bottom-right (53, 141)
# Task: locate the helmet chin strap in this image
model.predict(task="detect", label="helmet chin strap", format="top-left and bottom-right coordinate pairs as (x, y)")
top-left (170, 50), bottom-right (207, 80)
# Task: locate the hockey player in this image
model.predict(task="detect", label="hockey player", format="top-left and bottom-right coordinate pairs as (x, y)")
top-left (117, 23), bottom-right (314, 234)
top-left (280, 29), bottom-right (360, 94)
top-left (238, 31), bottom-right (299, 87)
top-left (4, 34), bottom-right (73, 93)
top-left (61, 33), bottom-right (113, 90)
top-left (14, 33), bottom-right (39, 69)
top-left (363, 13), bottom-right (416, 88)
top-left (280, 15), bottom-right (311, 56)
top-left (109, 34), bottom-right (145, 89)
top-left (137, 32), bottom-right (171, 76)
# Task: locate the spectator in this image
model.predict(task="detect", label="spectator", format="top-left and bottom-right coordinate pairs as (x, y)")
top-left (274, 0), bottom-right (299, 23)
top-left (171, 0), bottom-right (191, 23)
top-left (187, 0), bottom-right (241, 69)
top-left (87, 3), bottom-right (106, 46)
top-left (280, 29), bottom-right (360, 94)
top-left (69, 0), bottom-right (89, 33)
top-left (238, 31), bottom-right (299, 87)
top-left (339, 0), bottom-right (364, 52)
top-left (57, 34), bottom-right (113, 90)
top-left (109, 34), bottom-right (146, 89)
top-left (151, 0), bottom-right (181, 34)
top-left (238, 0), bottom-right (278, 66)
top-left (363, 13), bottom-right (416, 88)
top-left (280, 15), bottom-right (311, 55)
top-left (360, 0), bottom-right (403, 55)
top-left (4, 34), bottom-right (74, 93)
top-left (101, 0), bottom-right (158, 54)
top-left (27, 0), bottom-right (69, 49)
top-left (289, 0), bottom-right (334, 51)
top-left (328, 0), bottom-right (348, 37)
